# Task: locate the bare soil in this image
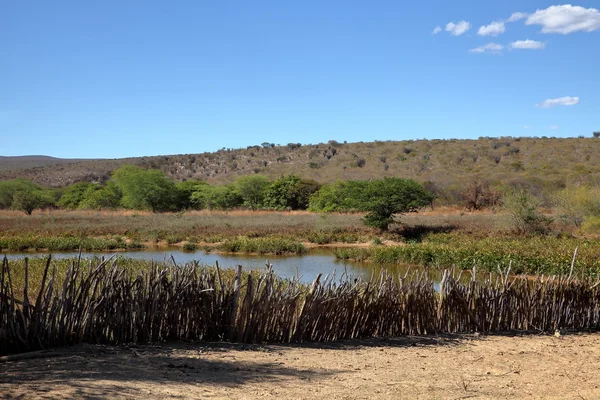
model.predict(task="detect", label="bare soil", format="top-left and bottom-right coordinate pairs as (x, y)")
top-left (2, 332), bottom-right (599, 399)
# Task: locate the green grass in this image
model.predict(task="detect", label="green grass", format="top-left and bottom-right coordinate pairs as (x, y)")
top-left (0, 234), bottom-right (141, 252)
top-left (217, 236), bottom-right (307, 255)
top-left (182, 242), bottom-right (198, 252)
top-left (334, 233), bottom-right (600, 276)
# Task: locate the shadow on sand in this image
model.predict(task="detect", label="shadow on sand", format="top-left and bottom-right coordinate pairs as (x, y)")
top-left (0, 335), bottom-right (466, 399)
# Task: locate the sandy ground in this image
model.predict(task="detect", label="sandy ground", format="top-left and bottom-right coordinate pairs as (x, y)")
top-left (1, 333), bottom-right (600, 400)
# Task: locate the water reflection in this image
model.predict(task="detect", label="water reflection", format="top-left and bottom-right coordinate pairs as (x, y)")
top-left (2, 248), bottom-right (444, 286)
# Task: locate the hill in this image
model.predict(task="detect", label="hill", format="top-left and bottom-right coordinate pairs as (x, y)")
top-left (0, 155), bottom-right (93, 172)
top-left (1, 137), bottom-right (599, 193)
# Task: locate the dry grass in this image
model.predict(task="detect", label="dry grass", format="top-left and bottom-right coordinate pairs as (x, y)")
top-left (0, 210), bottom-right (371, 243)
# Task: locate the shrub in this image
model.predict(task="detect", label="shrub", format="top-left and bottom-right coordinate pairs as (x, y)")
top-left (582, 217), bottom-right (600, 234)
top-left (263, 175), bottom-right (320, 210)
top-left (502, 188), bottom-right (552, 235)
top-left (183, 242), bottom-right (198, 252)
top-left (553, 186), bottom-right (600, 228)
top-left (461, 179), bottom-right (500, 211)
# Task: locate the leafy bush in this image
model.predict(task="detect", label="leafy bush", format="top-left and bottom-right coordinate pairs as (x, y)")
top-left (502, 188), bottom-right (552, 235)
top-left (263, 175), bottom-right (320, 210)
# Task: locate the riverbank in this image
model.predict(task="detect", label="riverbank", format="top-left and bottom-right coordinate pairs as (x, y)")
top-left (2, 333), bottom-right (599, 399)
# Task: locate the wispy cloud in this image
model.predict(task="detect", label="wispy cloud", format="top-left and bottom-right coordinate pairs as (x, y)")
top-left (468, 43), bottom-right (504, 54)
top-left (432, 26), bottom-right (442, 35)
top-left (526, 5), bottom-right (600, 34)
top-left (445, 21), bottom-right (471, 36)
top-left (508, 12), bottom-right (529, 22)
top-left (523, 125), bottom-right (532, 129)
top-left (536, 96), bottom-right (580, 108)
top-left (510, 39), bottom-right (545, 50)
top-left (478, 21), bottom-right (505, 36)
top-left (550, 125), bottom-right (560, 130)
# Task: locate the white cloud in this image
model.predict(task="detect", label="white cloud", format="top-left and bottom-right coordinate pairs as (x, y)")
top-left (526, 5), bottom-right (600, 34)
top-left (511, 39), bottom-right (546, 49)
top-left (446, 21), bottom-right (471, 36)
top-left (508, 12), bottom-right (529, 22)
top-left (536, 96), bottom-right (580, 108)
top-left (550, 125), bottom-right (560, 130)
top-left (478, 21), bottom-right (505, 36)
top-left (523, 125), bottom-right (532, 129)
top-left (468, 43), bottom-right (504, 54)
top-left (432, 26), bottom-right (442, 35)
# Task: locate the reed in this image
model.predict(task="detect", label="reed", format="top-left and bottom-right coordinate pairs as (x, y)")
top-left (217, 236), bottom-right (307, 255)
top-left (0, 234), bottom-right (143, 252)
top-left (2, 256), bottom-right (600, 356)
top-left (334, 235), bottom-right (600, 275)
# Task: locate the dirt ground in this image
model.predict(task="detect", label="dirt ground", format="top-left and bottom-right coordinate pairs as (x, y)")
top-left (1, 333), bottom-right (599, 400)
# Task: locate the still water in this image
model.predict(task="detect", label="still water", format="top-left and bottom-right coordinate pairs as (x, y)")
top-left (1, 248), bottom-right (420, 284)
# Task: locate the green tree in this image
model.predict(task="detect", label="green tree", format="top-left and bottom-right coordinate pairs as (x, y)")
top-left (112, 165), bottom-right (178, 212)
top-left (235, 175), bottom-right (270, 209)
top-left (78, 182), bottom-right (122, 210)
top-left (176, 180), bottom-right (209, 209)
top-left (11, 189), bottom-right (54, 215)
top-left (191, 184), bottom-right (242, 210)
top-left (263, 175), bottom-right (321, 210)
top-left (0, 179), bottom-right (41, 209)
top-left (294, 179), bottom-right (321, 210)
top-left (362, 178), bottom-right (434, 231)
top-left (309, 180), bottom-right (369, 212)
top-left (58, 182), bottom-right (96, 209)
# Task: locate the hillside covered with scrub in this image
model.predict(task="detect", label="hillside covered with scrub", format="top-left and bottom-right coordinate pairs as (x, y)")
top-left (2, 136), bottom-right (600, 193)
top-left (2, 136), bottom-right (600, 234)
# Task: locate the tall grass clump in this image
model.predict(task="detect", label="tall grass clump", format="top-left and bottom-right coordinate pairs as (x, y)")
top-left (335, 234), bottom-right (600, 275)
top-left (218, 236), bottom-right (307, 255)
top-left (0, 235), bottom-right (139, 252)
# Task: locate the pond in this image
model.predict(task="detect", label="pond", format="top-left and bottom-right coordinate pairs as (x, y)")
top-left (1, 248), bottom-right (440, 285)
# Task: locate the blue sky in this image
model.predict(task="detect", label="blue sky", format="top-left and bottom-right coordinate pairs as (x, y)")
top-left (1, 1), bottom-right (598, 158)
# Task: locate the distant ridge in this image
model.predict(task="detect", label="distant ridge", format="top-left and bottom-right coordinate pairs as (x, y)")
top-left (0, 155), bottom-right (94, 171)
top-left (1, 137), bottom-right (599, 189)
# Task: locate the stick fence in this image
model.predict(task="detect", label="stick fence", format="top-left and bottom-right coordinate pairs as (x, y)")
top-left (1, 256), bottom-right (599, 355)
